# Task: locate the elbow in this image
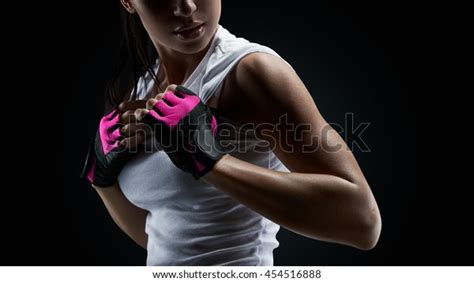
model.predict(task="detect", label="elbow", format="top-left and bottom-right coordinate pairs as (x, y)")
top-left (354, 203), bottom-right (382, 251)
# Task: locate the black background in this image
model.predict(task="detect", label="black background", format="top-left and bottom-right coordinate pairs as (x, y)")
top-left (5, 1), bottom-right (462, 266)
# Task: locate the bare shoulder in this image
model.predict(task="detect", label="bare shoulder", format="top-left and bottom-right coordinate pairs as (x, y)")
top-left (218, 52), bottom-right (315, 123)
top-left (232, 52), bottom-right (299, 102)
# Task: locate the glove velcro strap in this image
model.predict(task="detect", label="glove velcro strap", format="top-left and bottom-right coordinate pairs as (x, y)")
top-left (171, 103), bottom-right (225, 179)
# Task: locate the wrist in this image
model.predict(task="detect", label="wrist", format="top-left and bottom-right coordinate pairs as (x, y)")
top-left (201, 154), bottom-right (230, 182)
top-left (92, 182), bottom-right (117, 189)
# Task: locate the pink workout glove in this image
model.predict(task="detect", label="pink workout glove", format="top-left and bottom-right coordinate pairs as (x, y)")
top-left (81, 108), bottom-right (136, 187)
top-left (141, 86), bottom-right (225, 179)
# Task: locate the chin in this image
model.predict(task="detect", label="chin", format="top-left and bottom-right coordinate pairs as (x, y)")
top-left (175, 42), bottom-right (209, 55)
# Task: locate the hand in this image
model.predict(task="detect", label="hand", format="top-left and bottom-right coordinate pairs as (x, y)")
top-left (135, 85), bottom-right (225, 179)
top-left (117, 100), bottom-right (150, 149)
top-left (82, 101), bottom-right (148, 188)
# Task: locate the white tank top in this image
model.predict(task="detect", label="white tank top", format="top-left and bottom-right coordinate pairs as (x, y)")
top-left (118, 25), bottom-right (290, 266)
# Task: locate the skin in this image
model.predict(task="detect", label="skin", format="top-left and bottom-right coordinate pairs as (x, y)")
top-left (96, 0), bottom-right (382, 251)
top-left (121, 0), bottom-right (221, 86)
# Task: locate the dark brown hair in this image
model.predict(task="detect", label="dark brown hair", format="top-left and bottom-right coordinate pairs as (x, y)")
top-left (106, 4), bottom-right (160, 107)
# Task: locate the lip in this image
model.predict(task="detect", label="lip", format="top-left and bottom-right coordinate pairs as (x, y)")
top-left (173, 22), bottom-right (205, 41)
top-left (174, 22), bottom-right (205, 34)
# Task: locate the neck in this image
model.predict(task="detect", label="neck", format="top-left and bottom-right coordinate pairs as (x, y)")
top-left (154, 36), bottom-right (215, 87)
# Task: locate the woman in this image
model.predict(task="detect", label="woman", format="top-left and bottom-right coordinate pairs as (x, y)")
top-left (83, 0), bottom-right (382, 265)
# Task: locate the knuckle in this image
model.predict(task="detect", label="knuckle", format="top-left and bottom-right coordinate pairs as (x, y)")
top-left (147, 98), bottom-right (157, 108)
top-left (122, 110), bottom-right (134, 121)
top-left (135, 109), bottom-right (147, 119)
top-left (118, 101), bottom-right (128, 111)
top-left (121, 124), bottom-right (129, 133)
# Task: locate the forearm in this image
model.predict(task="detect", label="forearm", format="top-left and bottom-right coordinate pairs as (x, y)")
top-left (202, 155), bottom-right (381, 250)
top-left (94, 184), bottom-right (148, 249)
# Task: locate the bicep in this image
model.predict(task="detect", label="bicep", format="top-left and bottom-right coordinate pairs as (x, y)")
top-left (235, 53), bottom-right (366, 184)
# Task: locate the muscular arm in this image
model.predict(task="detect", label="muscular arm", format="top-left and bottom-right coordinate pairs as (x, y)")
top-left (203, 53), bottom-right (381, 250)
top-left (93, 183), bottom-right (148, 249)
